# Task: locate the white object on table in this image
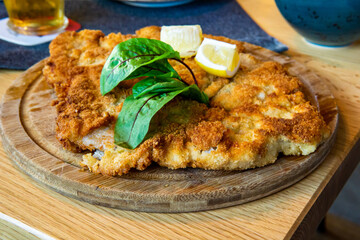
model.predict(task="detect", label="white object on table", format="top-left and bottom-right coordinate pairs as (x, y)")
top-left (0, 17), bottom-right (67, 46)
top-left (0, 212), bottom-right (55, 240)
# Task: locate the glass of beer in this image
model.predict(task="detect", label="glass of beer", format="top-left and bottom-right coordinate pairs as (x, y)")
top-left (4, 0), bottom-right (68, 36)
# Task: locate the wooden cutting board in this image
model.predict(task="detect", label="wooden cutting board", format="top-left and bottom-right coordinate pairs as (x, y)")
top-left (0, 43), bottom-right (338, 213)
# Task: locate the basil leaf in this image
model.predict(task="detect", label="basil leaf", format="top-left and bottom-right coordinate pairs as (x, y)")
top-left (100, 38), bottom-right (181, 95)
top-left (180, 84), bottom-right (209, 105)
top-left (132, 75), bottom-right (187, 99)
top-left (114, 92), bottom-right (174, 149)
top-left (115, 84), bottom-right (208, 149)
top-left (127, 59), bottom-right (180, 81)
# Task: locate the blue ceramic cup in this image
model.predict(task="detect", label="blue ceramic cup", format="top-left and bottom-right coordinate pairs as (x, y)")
top-left (275, 0), bottom-right (360, 46)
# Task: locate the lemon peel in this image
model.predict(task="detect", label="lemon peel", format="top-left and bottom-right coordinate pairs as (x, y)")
top-left (195, 38), bottom-right (240, 78)
top-left (160, 25), bottom-right (203, 58)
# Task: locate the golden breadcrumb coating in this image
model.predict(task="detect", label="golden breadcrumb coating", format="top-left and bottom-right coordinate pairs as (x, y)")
top-left (43, 26), bottom-right (330, 176)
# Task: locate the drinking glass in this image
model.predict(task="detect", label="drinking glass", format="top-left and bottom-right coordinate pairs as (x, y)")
top-left (4, 0), bottom-right (68, 36)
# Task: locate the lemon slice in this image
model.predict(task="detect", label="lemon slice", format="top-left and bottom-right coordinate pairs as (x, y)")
top-left (160, 25), bottom-right (203, 58)
top-left (195, 38), bottom-right (240, 78)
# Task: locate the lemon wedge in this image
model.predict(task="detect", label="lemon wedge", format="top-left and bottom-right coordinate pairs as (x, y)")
top-left (195, 38), bottom-right (240, 78)
top-left (160, 25), bottom-right (203, 58)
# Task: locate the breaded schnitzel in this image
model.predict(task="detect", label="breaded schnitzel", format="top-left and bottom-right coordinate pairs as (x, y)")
top-left (43, 26), bottom-right (330, 176)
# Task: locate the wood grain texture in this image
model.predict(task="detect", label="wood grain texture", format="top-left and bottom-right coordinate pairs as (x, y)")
top-left (0, 0), bottom-right (359, 239)
top-left (0, 219), bottom-right (40, 240)
top-left (0, 43), bottom-right (338, 213)
top-left (291, 132), bottom-right (360, 240)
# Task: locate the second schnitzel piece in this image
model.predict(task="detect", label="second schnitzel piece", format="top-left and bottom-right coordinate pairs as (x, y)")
top-left (43, 26), bottom-right (330, 176)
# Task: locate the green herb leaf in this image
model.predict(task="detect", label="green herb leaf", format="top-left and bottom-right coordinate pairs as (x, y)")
top-left (179, 84), bottom-right (209, 104)
top-left (132, 74), bottom-right (187, 99)
top-left (114, 83), bottom-right (208, 149)
top-left (100, 38), bottom-right (181, 95)
top-left (101, 38), bottom-right (210, 149)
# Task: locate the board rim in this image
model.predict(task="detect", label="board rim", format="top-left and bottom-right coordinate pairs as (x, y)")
top-left (0, 44), bottom-right (338, 213)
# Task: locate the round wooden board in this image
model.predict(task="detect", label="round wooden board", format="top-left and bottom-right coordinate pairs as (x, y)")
top-left (0, 43), bottom-right (338, 213)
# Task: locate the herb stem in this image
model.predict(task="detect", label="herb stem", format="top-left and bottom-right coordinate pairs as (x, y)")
top-left (170, 58), bottom-right (198, 86)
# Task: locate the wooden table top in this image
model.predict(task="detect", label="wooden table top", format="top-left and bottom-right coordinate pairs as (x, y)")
top-left (0, 0), bottom-right (359, 239)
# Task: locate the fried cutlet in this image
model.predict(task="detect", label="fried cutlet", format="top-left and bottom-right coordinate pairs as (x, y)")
top-left (43, 26), bottom-right (330, 176)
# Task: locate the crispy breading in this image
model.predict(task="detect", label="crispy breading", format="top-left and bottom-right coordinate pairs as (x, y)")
top-left (43, 30), bottom-right (134, 151)
top-left (44, 27), bottom-right (330, 176)
top-left (135, 25), bottom-right (161, 39)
